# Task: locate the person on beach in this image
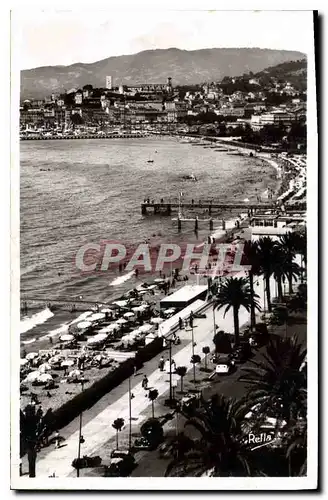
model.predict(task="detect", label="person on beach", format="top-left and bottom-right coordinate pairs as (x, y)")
top-left (54, 430), bottom-right (60, 449)
top-left (158, 356), bottom-right (165, 372)
top-left (49, 336), bottom-right (53, 345)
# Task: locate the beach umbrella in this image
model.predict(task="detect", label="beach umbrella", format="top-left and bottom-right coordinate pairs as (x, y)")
top-left (39, 363), bottom-right (52, 373)
top-left (76, 321), bottom-right (92, 329)
top-left (103, 323), bottom-right (117, 331)
top-left (26, 352), bottom-right (39, 361)
top-left (123, 312), bottom-right (135, 318)
top-left (116, 318), bottom-right (128, 325)
top-left (150, 317), bottom-right (164, 324)
top-left (138, 323), bottom-right (153, 333)
top-left (37, 373), bottom-right (53, 384)
top-left (61, 359), bottom-right (75, 368)
top-left (60, 334), bottom-right (74, 342)
top-left (89, 312), bottom-right (106, 321)
top-left (20, 359), bottom-right (29, 366)
top-left (113, 300), bottom-right (129, 308)
top-left (24, 371), bottom-right (41, 383)
top-left (100, 308), bottom-right (113, 314)
top-left (68, 369), bottom-right (81, 378)
top-left (49, 355), bottom-right (64, 365)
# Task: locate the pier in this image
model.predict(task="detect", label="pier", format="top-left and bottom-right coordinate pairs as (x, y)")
top-left (141, 198), bottom-right (306, 216)
top-left (20, 296), bottom-right (107, 313)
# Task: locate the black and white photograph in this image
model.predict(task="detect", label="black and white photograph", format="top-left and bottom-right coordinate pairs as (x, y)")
top-left (10, 6), bottom-right (318, 490)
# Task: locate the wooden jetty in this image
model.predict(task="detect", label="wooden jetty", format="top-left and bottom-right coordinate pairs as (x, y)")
top-left (141, 198), bottom-right (306, 216)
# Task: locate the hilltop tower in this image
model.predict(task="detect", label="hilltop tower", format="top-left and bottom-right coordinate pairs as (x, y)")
top-left (166, 77), bottom-right (173, 94)
top-left (106, 76), bottom-right (113, 90)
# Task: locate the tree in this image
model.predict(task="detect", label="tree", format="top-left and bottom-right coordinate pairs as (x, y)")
top-left (242, 241), bottom-right (261, 330)
top-left (112, 417), bottom-right (125, 450)
top-left (140, 418), bottom-right (164, 448)
top-left (165, 394), bottom-right (252, 477)
top-left (213, 330), bottom-right (232, 354)
top-left (176, 366), bottom-right (187, 394)
top-left (279, 233), bottom-right (302, 294)
top-left (202, 346), bottom-right (210, 371)
top-left (20, 405), bottom-right (47, 477)
top-left (215, 277), bottom-right (260, 346)
top-left (148, 389), bottom-right (159, 418)
top-left (239, 335), bottom-right (307, 427)
top-left (257, 237), bottom-right (278, 312)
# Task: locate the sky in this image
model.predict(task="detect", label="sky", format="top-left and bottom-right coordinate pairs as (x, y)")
top-left (13, 9), bottom-right (314, 70)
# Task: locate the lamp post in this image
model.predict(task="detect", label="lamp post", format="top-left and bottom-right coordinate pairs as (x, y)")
top-left (76, 379), bottom-right (85, 478)
top-left (128, 376), bottom-right (132, 450)
top-left (185, 323), bottom-right (198, 384)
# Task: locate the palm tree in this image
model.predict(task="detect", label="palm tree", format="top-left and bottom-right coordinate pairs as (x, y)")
top-left (176, 366), bottom-right (187, 394)
top-left (271, 245), bottom-right (300, 302)
top-left (215, 277), bottom-right (260, 346)
top-left (239, 335), bottom-right (307, 427)
top-left (279, 232), bottom-right (301, 294)
top-left (297, 232), bottom-right (307, 282)
top-left (284, 419), bottom-right (307, 476)
top-left (242, 240), bottom-right (261, 330)
top-left (112, 417), bottom-right (125, 450)
top-left (202, 346), bottom-right (210, 371)
top-left (20, 404), bottom-right (47, 477)
top-left (165, 394), bottom-right (253, 477)
top-left (148, 389), bottom-right (159, 418)
top-left (257, 237), bottom-right (278, 312)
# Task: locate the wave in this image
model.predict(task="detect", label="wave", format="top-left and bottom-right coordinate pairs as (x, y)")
top-left (109, 270), bottom-right (135, 287)
top-left (21, 338), bottom-right (36, 345)
top-left (20, 307), bottom-right (54, 335)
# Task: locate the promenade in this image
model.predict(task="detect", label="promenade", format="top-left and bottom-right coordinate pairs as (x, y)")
top-left (27, 276), bottom-right (274, 478)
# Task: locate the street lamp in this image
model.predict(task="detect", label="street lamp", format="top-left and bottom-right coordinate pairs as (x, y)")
top-left (128, 376), bottom-right (135, 450)
top-left (76, 379), bottom-right (85, 478)
top-left (185, 323), bottom-right (198, 384)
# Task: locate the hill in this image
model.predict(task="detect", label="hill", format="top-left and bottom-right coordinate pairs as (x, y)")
top-left (253, 59), bottom-right (307, 90)
top-left (20, 47), bottom-right (305, 99)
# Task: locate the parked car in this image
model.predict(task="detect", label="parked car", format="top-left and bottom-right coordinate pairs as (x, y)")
top-left (71, 455), bottom-right (102, 469)
top-left (214, 356), bottom-right (236, 375)
top-left (106, 450), bottom-right (136, 476)
top-left (231, 342), bottom-right (252, 363)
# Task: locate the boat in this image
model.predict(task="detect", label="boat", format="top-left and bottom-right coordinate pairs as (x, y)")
top-left (182, 174), bottom-right (197, 182)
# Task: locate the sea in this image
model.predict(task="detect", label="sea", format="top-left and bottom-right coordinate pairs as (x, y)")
top-left (20, 137), bottom-right (278, 348)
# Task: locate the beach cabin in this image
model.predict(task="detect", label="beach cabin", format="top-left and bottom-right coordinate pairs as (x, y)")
top-left (160, 285), bottom-right (208, 312)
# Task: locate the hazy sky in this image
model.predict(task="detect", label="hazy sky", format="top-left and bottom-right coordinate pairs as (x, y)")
top-left (14, 9), bottom-right (314, 70)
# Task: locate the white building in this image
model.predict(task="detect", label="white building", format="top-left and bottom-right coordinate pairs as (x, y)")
top-left (106, 76), bottom-right (113, 90)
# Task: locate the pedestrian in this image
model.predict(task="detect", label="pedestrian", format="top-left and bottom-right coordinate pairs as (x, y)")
top-left (134, 362), bottom-right (138, 376)
top-left (142, 375), bottom-right (148, 396)
top-left (49, 336), bottom-right (53, 345)
top-left (178, 317), bottom-right (183, 330)
top-left (171, 359), bottom-right (176, 373)
top-left (19, 460), bottom-right (23, 476)
top-left (158, 356), bottom-right (165, 371)
top-left (165, 358), bottom-right (171, 374)
top-left (54, 430), bottom-right (60, 449)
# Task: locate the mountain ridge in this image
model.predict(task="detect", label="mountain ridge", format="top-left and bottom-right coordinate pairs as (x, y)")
top-left (21, 47), bottom-right (306, 99)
